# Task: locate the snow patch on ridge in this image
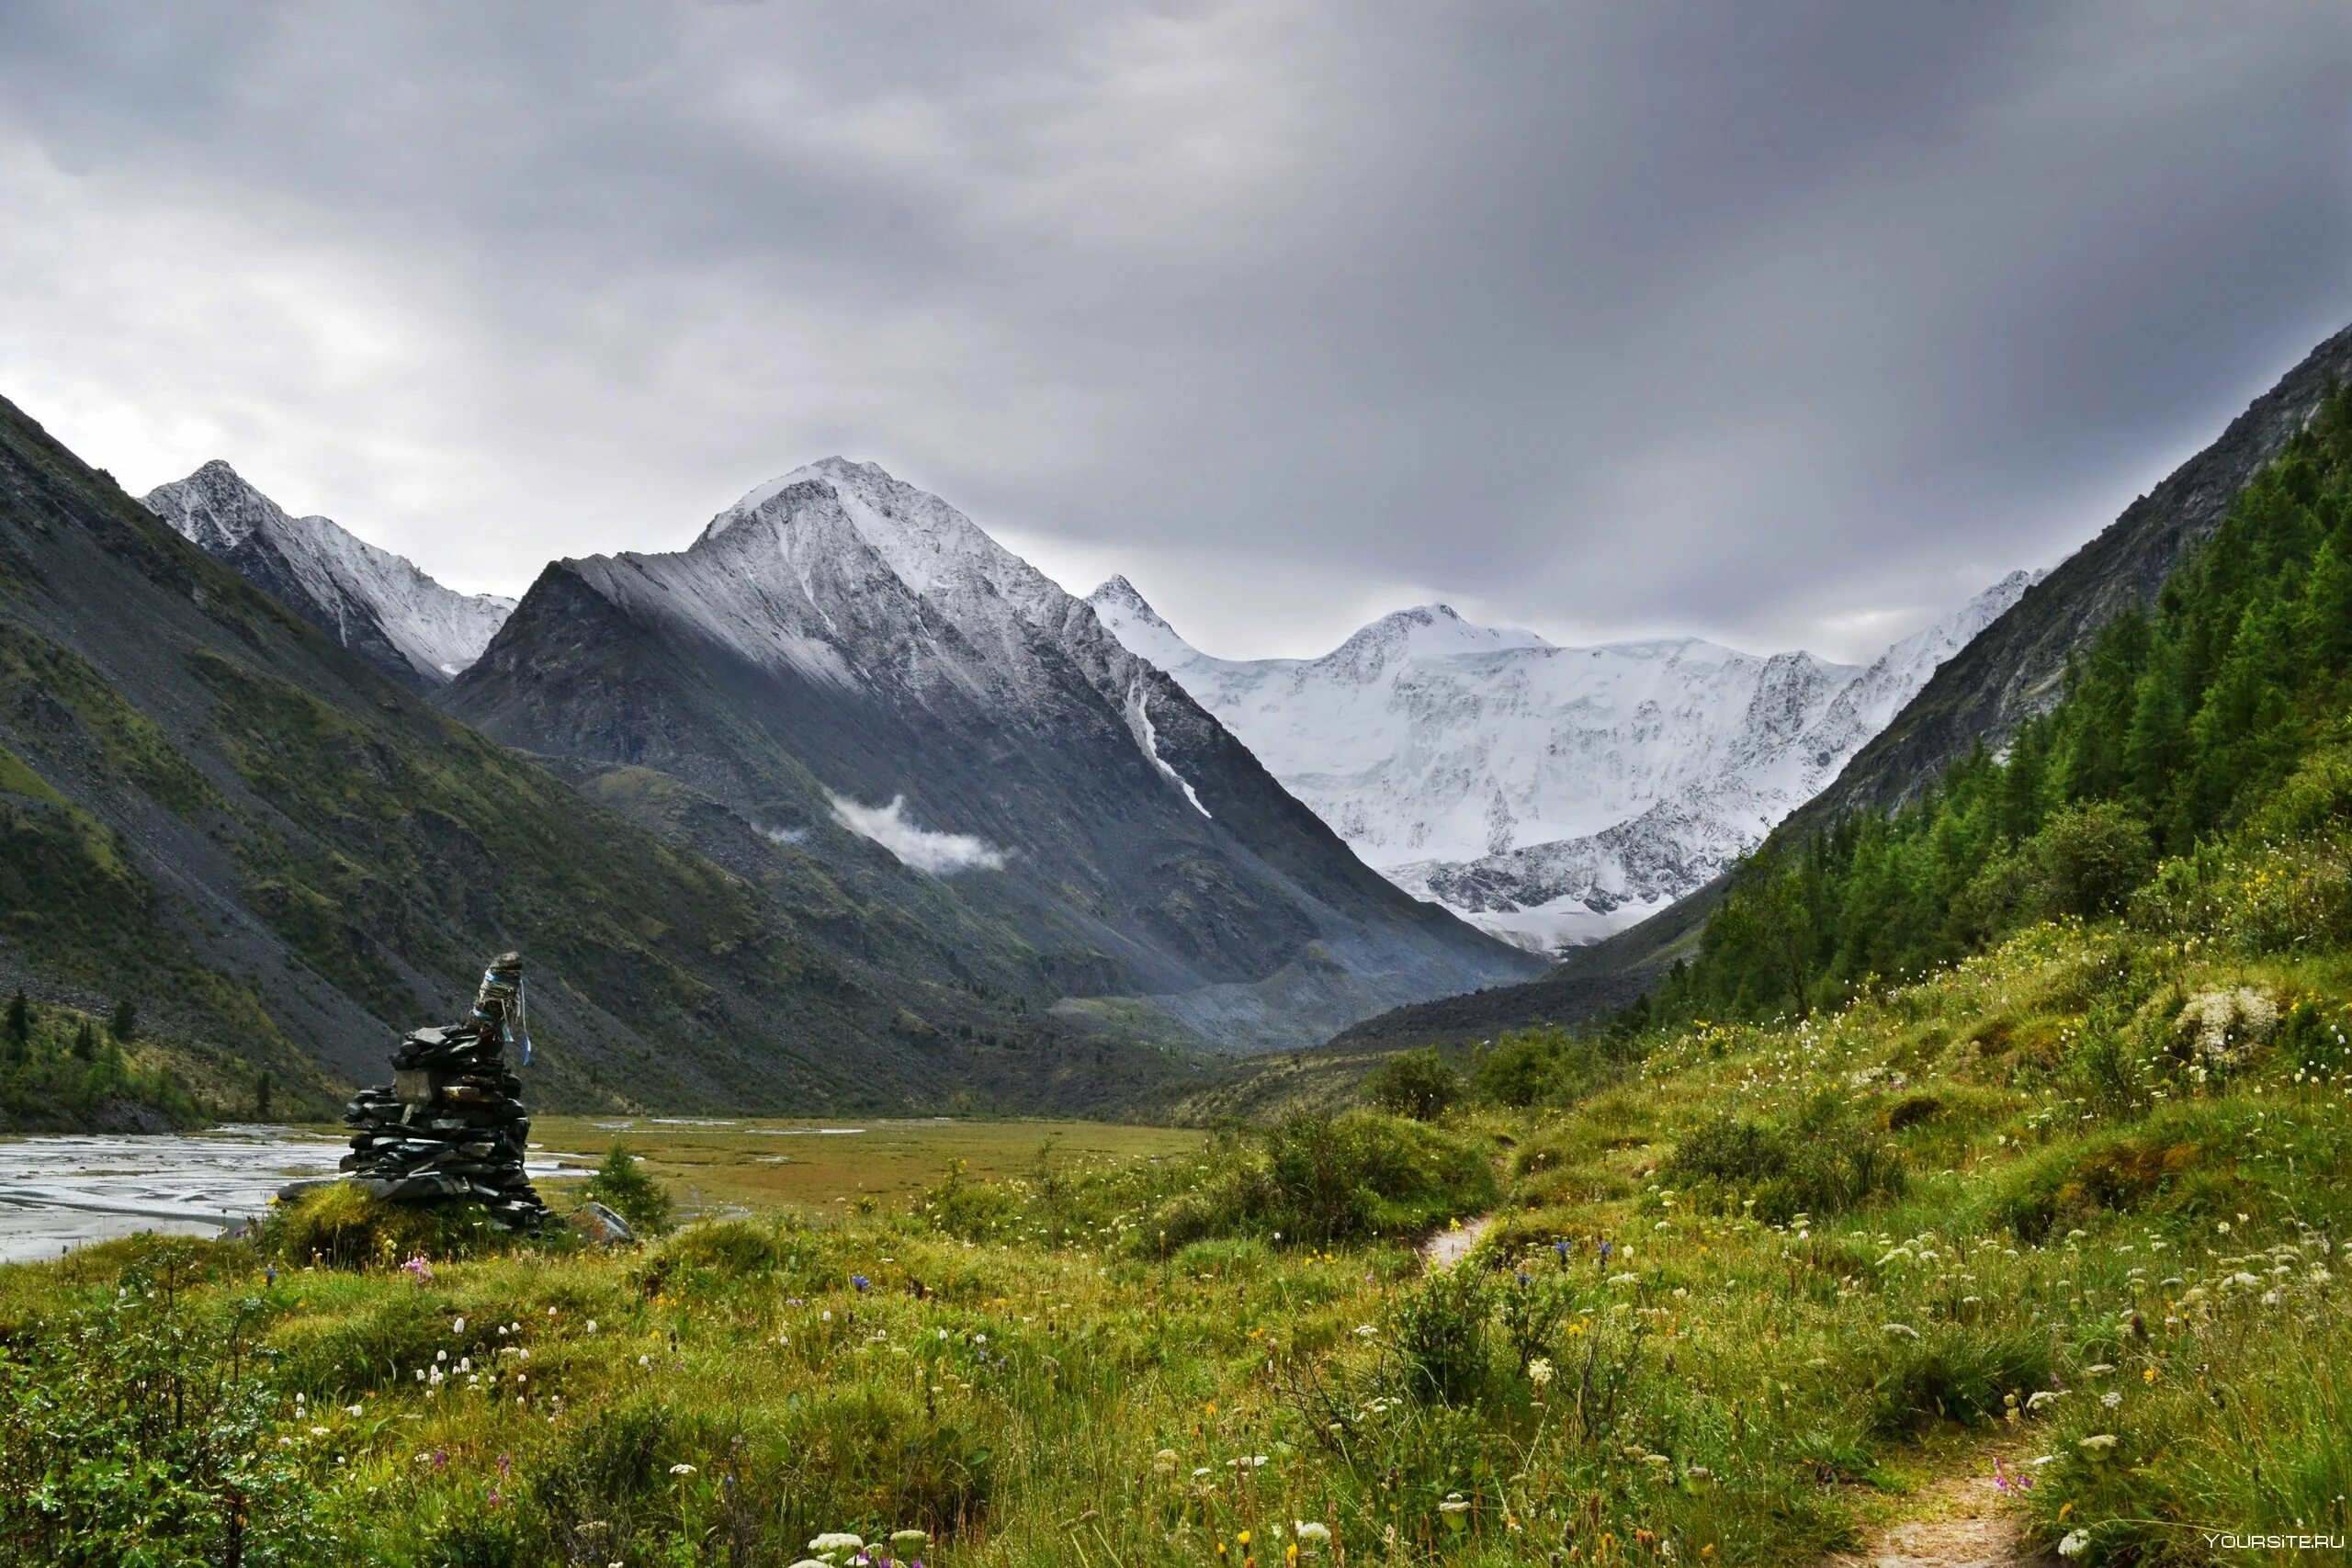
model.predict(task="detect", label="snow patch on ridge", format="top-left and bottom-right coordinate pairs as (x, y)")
top-left (829, 794), bottom-right (1007, 874)
top-left (144, 461), bottom-right (513, 684)
top-left (1125, 674), bottom-right (1211, 818)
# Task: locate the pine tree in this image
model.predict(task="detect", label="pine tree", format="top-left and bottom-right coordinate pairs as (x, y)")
top-left (255, 1070), bottom-right (274, 1119)
top-left (72, 1020), bottom-right (96, 1061)
top-left (4, 989), bottom-right (26, 1046)
top-left (109, 999), bottom-right (137, 1043)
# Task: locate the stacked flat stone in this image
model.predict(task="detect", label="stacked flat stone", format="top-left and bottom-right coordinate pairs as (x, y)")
top-left (338, 951), bottom-right (549, 1231)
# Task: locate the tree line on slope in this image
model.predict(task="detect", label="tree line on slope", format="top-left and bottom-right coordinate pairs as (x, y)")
top-left (1653, 383), bottom-right (2352, 1024)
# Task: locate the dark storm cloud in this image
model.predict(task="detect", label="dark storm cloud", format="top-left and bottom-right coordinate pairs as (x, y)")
top-left (0, 2), bottom-right (2345, 660)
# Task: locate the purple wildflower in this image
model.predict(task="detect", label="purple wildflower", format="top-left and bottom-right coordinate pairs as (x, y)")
top-left (852, 1275), bottom-right (871, 1292)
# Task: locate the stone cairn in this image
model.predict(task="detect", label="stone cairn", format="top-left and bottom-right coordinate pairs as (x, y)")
top-left (337, 951), bottom-right (550, 1231)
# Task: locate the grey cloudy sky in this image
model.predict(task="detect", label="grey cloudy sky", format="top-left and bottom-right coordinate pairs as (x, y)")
top-left (1, 3), bottom-right (2346, 662)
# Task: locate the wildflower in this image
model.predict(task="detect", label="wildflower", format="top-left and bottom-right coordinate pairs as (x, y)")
top-left (1295, 1521), bottom-right (1331, 1551)
top-left (808, 1533), bottom-right (865, 1560)
top-left (1353, 1324), bottom-right (1377, 1338)
top-left (852, 1275), bottom-right (871, 1292)
top-left (1153, 1449), bottom-right (1178, 1474)
top-left (670, 1463), bottom-right (696, 1475)
top-left (1527, 1357), bottom-right (1555, 1387)
top-left (586, 1320), bottom-right (598, 1335)
top-left (1880, 1323), bottom-right (1921, 1340)
top-left (2077, 1434), bottom-right (2118, 1458)
top-left (2100, 1392), bottom-right (2121, 1409)
top-left (1439, 1493), bottom-right (1471, 1533)
top-left (453, 1317), bottom-right (466, 1336)
top-left (2058, 1529), bottom-right (2090, 1557)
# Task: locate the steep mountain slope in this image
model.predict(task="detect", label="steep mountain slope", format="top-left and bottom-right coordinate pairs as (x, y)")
top-left (1090, 572), bottom-right (2032, 951)
top-left (0, 395), bottom-right (1192, 1113)
top-left (1313, 318), bottom-right (2352, 1059)
top-left (144, 461), bottom-right (513, 691)
top-left (443, 459), bottom-right (1539, 1051)
top-left (1792, 319), bottom-right (2352, 827)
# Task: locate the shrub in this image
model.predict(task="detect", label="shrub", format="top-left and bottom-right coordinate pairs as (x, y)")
top-left (1666, 1094), bottom-right (1905, 1224)
top-left (1365, 1048), bottom-right (1464, 1121)
top-left (581, 1144), bottom-right (674, 1236)
top-left (0, 1238), bottom-right (319, 1565)
top-left (1140, 1112), bottom-right (1497, 1247)
top-left (1472, 1029), bottom-right (1566, 1107)
top-left (1260, 1112), bottom-right (1496, 1242)
top-left (2031, 803), bottom-right (2154, 918)
top-left (1391, 1265), bottom-right (1495, 1405)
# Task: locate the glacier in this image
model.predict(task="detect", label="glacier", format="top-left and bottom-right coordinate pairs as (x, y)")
top-left (1090, 570), bottom-right (2038, 953)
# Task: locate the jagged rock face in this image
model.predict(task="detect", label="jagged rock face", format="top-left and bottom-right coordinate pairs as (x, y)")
top-left (444, 459), bottom-right (1539, 1051)
top-left (1797, 320), bottom-right (2352, 827)
top-left (144, 461), bottom-right (513, 691)
top-left (1091, 571), bottom-right (2035, 953)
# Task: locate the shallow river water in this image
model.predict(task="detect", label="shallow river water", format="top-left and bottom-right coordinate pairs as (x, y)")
top-left (0, 1125), bottom-right (582, 1263)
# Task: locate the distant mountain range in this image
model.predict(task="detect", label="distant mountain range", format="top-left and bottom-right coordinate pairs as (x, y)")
top-left (1090, 571), bottom-right (2034, 952)
top-left (143, 460), bottom-right (513, 691)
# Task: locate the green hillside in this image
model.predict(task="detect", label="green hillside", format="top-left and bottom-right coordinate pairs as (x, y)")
top-left (1659, 383), bottom-right (2352, 1027)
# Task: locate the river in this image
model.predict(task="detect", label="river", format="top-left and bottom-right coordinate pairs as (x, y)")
top-left (0, 1125), bottom-right (582, 1263)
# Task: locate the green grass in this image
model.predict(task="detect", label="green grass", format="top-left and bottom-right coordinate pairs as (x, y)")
top-left (5, 883), bottom-right (2351, 1563)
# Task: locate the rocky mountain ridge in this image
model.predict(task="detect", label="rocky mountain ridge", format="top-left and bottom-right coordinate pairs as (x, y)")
top-left (444, 458), bottom-right (1540, 1051)
top-left (143, 460), bottom-right (513, 691)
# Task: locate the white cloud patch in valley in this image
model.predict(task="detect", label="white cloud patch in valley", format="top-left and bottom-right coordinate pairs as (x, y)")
top-left (828, 795), bottom-right (1006, 875)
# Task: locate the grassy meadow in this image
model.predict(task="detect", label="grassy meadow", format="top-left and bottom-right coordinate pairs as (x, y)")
top-left (524, 1117), bottom-right (1207, 1218)
top-left (3, 893), bottom-right (2347, 1565)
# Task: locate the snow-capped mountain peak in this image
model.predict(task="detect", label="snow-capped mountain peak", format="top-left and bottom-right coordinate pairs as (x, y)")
top-left (1086, 575), bottom-right (1202, 673)
top-left (1093, 570), bottom-right (2038, 953)
top-left (698, 457), bottom-right (1069, 637)
top-left (1345, 603), bottom-right (1550, 657)
top-left (447, 459), bottom-right (1536, 1050)
top-left (144, 462), bottom-right (514, 689)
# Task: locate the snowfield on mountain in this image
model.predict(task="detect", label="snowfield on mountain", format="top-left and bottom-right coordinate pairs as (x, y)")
top-left (1091, 571), bottom-right (2035, 952)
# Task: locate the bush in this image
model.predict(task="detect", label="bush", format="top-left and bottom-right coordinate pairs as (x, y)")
top-left (1141, 1112), bottom-right (1498, 1247)
top-left (1260, 1112), bottom-right (1497, 1242)
top-left (1365, 1048), bottom-right (1464, 1121)
top-left (1666, 1094), bottom-right (1905, 1224)
top-left (1391, 1265), bottom-right (1495, 1404)
top-left (1470, 1025), bottom-right (1625, 1108)
top-left (2030, 802), bottom-right (2154, 918)
top-left (0, 1238), bottom-right (320, 1565)
top-left (581, 1144), bottom-right (673, 1236)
